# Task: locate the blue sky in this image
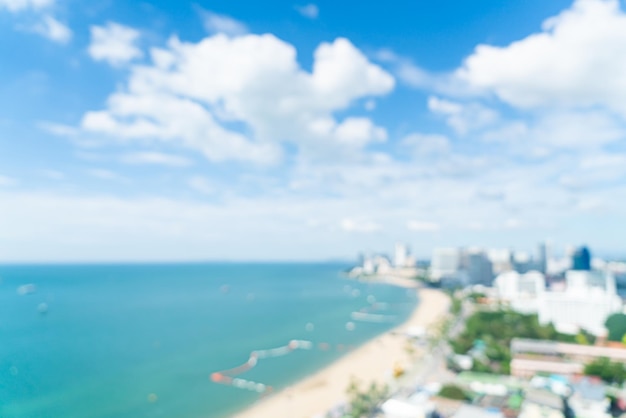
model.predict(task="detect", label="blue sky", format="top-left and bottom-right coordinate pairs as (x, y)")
top-left (1, 0), bottom-right (626, 262)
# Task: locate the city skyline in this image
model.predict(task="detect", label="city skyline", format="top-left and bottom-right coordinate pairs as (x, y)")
top-left (2, 0), bottom-right (626, 262)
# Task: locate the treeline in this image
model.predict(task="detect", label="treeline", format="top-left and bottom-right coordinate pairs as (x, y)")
top-left (449, 310), bottom-right (594, 374)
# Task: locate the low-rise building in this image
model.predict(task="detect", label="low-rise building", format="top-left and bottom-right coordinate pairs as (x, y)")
top-left (510, 338), bottom-right (626, 378)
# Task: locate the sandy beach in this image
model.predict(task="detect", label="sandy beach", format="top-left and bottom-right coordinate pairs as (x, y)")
top-left (234, 282), bottom-right (450, 418)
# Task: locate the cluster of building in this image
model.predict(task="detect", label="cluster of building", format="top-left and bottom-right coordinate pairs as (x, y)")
top-left (491, 247), bottom-right (622, 337)
top-left (428, 244), bottom-right (624, 338)
top-left (495, 268), bottom-right (623, 336)
top-left (351, 243), bottom-right (420, 277)
top-left (371, 368), bottom-right (625, 418)
top-left (351, 242), bottom-right (625, 338)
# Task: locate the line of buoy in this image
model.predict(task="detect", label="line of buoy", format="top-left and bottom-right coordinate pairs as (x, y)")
top-left (210, 340), bottom-right (313, 393)
top-left (210, 299), bottom-right (403, 394)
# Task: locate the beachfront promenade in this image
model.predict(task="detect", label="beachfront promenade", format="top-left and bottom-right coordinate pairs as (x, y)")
top-left (234, 284), bottom-right (451, 418)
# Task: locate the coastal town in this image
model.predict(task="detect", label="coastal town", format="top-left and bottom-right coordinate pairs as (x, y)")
top-left (240, 243), bottom-right (626, 418)
top-left (345, 243), bottom-right (626, 418)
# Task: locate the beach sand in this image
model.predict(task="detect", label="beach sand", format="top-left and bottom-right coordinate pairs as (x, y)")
top-left (233, 283), bottom-right (450, 418)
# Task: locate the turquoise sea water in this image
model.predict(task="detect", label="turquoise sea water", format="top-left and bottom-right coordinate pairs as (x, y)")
top-left (0, 263), bottom-right (416, 418)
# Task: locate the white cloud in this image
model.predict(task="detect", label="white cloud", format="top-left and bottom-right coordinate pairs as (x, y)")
top-left (364, 99), bottom-right (376, 111)
top-left (407, 220), bottom-right (440, 232)
top-left (559, 152), bottom-right (626, 190)
top-left (340, 218), bottom-right (382, 233)
top-left (39, 121), bottom-right (79, 136)
top-left (401, 133), bottom-right (451, 157)
top-left (504, 218), bottom-right (523, 230)
top-left (120, 152), bottom-right (192, 167)
top-left (188, 176), bottom-right (215, 194)
top-left (201, 10), bottom-right (248, 36)
top-left (0, 0), bottom-right (51, 12)
top-left (41, 169), bottom-right (64, 180)
top-left (88, 22), bottom-right (142, 67)
top-left (576, 197), bottom-right (605, 212)
top-left (456, 0), bottom-right (626, 116)
top-left (482, 110), bottom-right (625, 153)
top-left (32, 14), bottom-right (71, 43)
top-left (87, 168), bottom-right (124, 181)
top-left (374, 48), bottom-right (473, 96)
top-left (1, 0), bottom-right (72, 45)
top-left (296, 4), bottom-right (319, 19)
top-left (532, 111), bottom-right (624, 148)
top-left (428, 96), bottom-right (498, 134)
top-left (2, 153), bottom-right (626, 261)
top-left (466, 221), bottom-right (485, 231)
top-left (80, 34), bottom-right (394, 164)
top-left (0, 175), bottom-right (17, 186)
top-left (333, 118), bottom-right (387, 146)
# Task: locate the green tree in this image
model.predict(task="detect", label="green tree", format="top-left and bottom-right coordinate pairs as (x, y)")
top-left (584, 357), bottom-right (626, 385)
top-left (346, 378), bottom-right (388, 418)
top-left (449, 309), bottom-right (583, 374)
top-left (605, 314), bottom-right (626, 342)
top-left (451, 297), bottom-right (462, 315)
top-left (575, 331), bottom-right (590, 345)
top-left (438, 384), bottom-right (471, 401)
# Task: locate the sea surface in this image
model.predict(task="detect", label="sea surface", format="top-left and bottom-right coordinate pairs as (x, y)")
top-left (0, 263), bottom-right (417, 418)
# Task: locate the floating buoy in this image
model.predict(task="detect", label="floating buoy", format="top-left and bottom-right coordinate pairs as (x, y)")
top-left (345, 322), bottom-right (355, 331)
top-left (37, 303), bottom-right (48, 315)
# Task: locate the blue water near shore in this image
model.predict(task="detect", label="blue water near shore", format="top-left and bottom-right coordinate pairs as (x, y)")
top-left (0, 263), bottom-right (416, 418)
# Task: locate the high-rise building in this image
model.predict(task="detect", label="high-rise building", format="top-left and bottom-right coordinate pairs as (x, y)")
top-left (430, 248), bottom-right (461, 281)
top-left (466, 249), bottom-right (494, 285)
top-left (487, 248), bottom-right (513, 274)
top-left (512, 251), bottom-right (532, 274)
top-left (394, 242), bottom-right (409, 268)
top-left (494, 270), bottom-right (546, 313)
top-left (537, 242), bottom-right (548, 274)
top-left (572, 246), bottom-right (591, 271)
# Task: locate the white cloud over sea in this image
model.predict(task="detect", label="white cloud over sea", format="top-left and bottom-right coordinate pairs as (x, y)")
top-left (3, 0), bottom-right (626, 261)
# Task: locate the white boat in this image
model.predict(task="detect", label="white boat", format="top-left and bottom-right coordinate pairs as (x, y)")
top-left (16, 284), bottom-right (37, 295)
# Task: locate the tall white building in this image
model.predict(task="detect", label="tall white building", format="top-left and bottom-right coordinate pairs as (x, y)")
top-left (430, 248), bottom-right (461, 281)
top-left (487, 248), bottom-right (513, 274)
top-left (538, 271), bottom-right (622, 336)
top-left (394, 242), bottom-right (409, 268)
top-left (494, 271), bottom-right (546, 313)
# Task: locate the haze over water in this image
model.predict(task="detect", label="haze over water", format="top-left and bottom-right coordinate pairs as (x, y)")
top-left (0, 263), bottom-right (415, 418)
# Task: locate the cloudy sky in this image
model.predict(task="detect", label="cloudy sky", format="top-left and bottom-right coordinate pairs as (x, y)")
top-left (1, 0), bottom-right (625, 262)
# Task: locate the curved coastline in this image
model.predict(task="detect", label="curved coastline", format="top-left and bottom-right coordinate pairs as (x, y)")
top-left (233, 277), bottom-right (450, 418)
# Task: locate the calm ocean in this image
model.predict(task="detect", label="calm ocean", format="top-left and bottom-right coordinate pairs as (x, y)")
top-left (0, 263), bottom-right (416, 418)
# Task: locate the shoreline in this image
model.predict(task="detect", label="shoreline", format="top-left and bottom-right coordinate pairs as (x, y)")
top-left (233, 279), bottom-right (450, 418)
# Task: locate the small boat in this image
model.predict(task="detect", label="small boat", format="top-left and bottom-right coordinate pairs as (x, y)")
top-left (16, 284), bottom-right (37, 295)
